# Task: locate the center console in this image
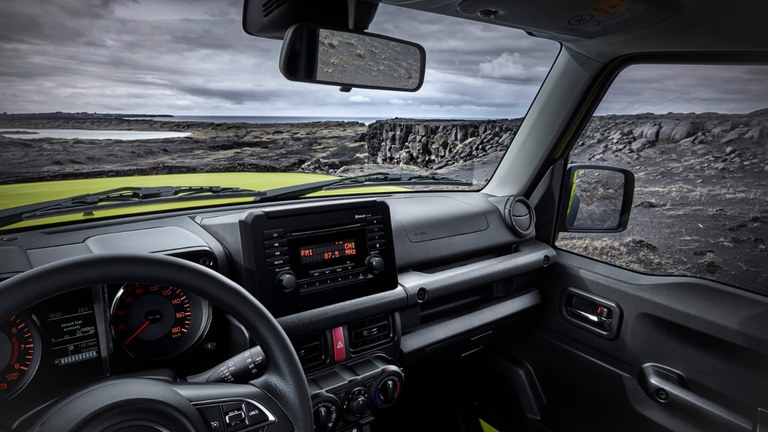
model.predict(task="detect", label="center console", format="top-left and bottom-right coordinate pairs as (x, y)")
top-left (241, 200), bottom-right (398, 317)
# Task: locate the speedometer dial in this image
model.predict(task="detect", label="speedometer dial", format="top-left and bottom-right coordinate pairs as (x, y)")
top-left (0, 315), bottom-right (41, 399)
top-left (112, 283), bottom-right (210, 359)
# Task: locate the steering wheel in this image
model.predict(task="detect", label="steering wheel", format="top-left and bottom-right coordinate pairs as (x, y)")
top-left (0, 253), bottom-right (313, 432)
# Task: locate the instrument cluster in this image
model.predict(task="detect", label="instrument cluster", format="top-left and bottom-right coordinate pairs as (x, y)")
top-left (0, 283), bottom-right (232, 407)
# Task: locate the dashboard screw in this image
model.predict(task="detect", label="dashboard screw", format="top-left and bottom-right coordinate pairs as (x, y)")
top-left (543, 255), bottom-right (551, 266)
top-left (416, 287), bottom-right (428, 303)
top-left (655, 388), bottom-right (668, 402)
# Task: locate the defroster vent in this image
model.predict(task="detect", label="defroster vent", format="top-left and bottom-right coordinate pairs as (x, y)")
top-left (349, 314), bottom-right (394, 354)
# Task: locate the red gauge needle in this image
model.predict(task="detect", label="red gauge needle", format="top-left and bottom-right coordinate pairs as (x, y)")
top-left (124, 320), bottom-right (150, 345)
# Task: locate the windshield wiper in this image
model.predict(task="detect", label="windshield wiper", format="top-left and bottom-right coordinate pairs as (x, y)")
top-left (254, 172), bottom-right (473, 203)
top-left (0, 186), bottom-right (266, 228)
top-left (0, 173), bottom-right (471, 228)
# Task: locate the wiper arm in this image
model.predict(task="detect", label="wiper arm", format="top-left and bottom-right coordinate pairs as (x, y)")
top-left (0, 186), bottom-right (265, 228)
top-left (255, 172), bottom-right (472, 203)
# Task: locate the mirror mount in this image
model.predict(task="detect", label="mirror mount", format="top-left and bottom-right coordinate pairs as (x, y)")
top-left (347, 0), bottom-right (378, 31)
top-left (242, 0), bottom-right (377, 40)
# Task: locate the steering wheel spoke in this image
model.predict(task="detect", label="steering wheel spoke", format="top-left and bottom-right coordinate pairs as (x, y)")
top-left (173, 381), bottom-right (292, 432)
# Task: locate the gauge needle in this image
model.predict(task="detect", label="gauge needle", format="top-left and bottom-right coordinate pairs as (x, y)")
top-left (124, 320), bottom-right (150, 345)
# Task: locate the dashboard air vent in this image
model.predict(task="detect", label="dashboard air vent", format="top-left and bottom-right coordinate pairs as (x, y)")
top-left (262, 0), bottom-right (287, 18)
top-left (293, 333), bottom-right (327, 369)
top-left (349, 314), bottom-right (394, 353)
top-left (503, 196), bottom-right (535, 237)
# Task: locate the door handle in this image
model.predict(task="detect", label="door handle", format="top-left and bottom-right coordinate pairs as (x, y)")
top-left (639, 364), bottom-right (752, 431)
top-left (561, 288), bottom-right (622, 339)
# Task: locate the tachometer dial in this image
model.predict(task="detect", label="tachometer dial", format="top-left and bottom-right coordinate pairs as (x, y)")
top-left (112, 283), bottom-right (210, 359)
top-left (0, 315), bottom-right (41, 399)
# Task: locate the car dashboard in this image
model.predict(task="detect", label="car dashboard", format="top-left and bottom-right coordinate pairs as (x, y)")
top-left (0, 192), bottom-right (554, 431)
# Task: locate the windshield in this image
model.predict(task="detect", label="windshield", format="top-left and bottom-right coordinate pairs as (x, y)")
top-left (0, 0), bottom-right (559, 227)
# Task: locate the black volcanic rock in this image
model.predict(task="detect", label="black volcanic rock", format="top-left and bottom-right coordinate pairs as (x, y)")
top-left (364, 118), bottom-right (521, 169)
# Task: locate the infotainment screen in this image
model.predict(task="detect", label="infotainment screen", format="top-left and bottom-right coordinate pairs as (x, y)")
top-left (288, 228), bottom-right (368, 279)
top-left (298, 239), bottom-right (357, 266)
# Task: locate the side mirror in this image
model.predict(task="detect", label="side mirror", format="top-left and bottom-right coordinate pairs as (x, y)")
top-left (280, 24), bottom-right (426, 92)
top-left (560, 164), bottom-right (635, 233)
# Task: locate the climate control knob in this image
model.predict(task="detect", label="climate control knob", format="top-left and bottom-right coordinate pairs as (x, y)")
top-left (344, 388), bottom-right (370, 419)
top-left (276, 271), bottom-right (297, 292)
top-left (365, 255), bottom-right (385, 274)
top-left (374, 376), bottom-right (402, 408)
top-left (312, 400), bottom-right (338, 432)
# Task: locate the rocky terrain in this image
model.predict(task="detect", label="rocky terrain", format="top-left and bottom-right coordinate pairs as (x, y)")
top-left (560, 110), bottom-right (768, 295)
top-left (0, 114), bottom-right (369, 183)
top-left (1, 111), bottom-right (766, 293)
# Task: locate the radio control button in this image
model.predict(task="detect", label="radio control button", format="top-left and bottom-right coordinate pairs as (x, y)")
top-left (367, 233), bottom-right (385, 242)
top-left (267, 257), bottom-right (289, 267)
top-left (368, 241), bottom-right (386, 251)
top-left (365, 225), bottom-right (384, 234)
top-left (264, 239), bottom-right (287, 249)
top-left (262, 229), bottom-right (284, 240)
top-left (266, 247), bottom-right (289, 258)
top-left (367, 216), bottom-right (384, 224)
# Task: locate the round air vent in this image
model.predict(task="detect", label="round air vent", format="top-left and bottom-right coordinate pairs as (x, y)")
top-left (503, 196), bottom-right (535, 237)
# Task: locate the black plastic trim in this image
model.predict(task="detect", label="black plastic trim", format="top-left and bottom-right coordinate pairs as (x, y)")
top-left (400, 290), bottom-right (541, 359)
top-left (277, 286), bottom-right (408, 337)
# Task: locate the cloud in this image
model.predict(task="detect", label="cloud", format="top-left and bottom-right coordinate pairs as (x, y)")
top-left (3, 1), bottom-right (763, 118)
top-left (478, 51), bottom-right (548, 80)
top-left (479, 52), bottom-right (528, 80)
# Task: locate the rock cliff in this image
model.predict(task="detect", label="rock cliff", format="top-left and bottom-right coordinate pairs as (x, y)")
top-left (364, 118), bottom-right (522, 169)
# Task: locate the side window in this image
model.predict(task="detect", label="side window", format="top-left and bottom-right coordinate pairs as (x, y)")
top-left (556, 64), bottom-right (768, 295)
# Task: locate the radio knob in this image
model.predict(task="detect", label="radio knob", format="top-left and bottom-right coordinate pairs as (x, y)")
top-left (365, 255), bottom-right (385, 274)
top-left (276, 271), bottom-right (297, 292)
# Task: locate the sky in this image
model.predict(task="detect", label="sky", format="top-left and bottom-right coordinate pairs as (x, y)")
top-left (0, 0), bottom-right (766, 119)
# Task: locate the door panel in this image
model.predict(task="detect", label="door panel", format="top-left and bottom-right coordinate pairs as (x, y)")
top-left (504, 251), bottom-right (768, 432)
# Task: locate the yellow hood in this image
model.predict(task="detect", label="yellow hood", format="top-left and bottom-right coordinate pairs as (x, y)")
top-left (0, 172), bottom-right (403, 231)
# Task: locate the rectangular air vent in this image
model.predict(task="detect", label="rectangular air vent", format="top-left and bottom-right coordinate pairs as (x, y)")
top-left (262, 0), bottom-right (286, 18)
top-left (349, 314), bottom-right (394, 353)
top-left (293, 333), bottom-right (327, 369)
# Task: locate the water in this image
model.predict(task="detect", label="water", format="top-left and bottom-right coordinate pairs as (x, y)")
top-left (127, 116), bottom-right (383, 125)
top-left (0, 128), bottom-right (191, 140)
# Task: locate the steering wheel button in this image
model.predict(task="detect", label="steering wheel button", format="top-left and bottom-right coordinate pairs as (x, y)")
top-left (196, 404), bottom-right (226, 432)
top-left (245, 401), bottom-right (270, 424)
top-left (221, 401), bottom-right (248, 430)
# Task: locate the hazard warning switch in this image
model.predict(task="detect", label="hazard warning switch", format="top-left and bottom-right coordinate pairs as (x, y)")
top-left (332, 326), bottom-right (346, 362)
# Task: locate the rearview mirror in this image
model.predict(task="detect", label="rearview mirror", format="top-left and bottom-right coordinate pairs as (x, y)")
top-left (280, 24), bottom-right (426, 92)
top-left (560, 164), bottom-right (635, 233)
